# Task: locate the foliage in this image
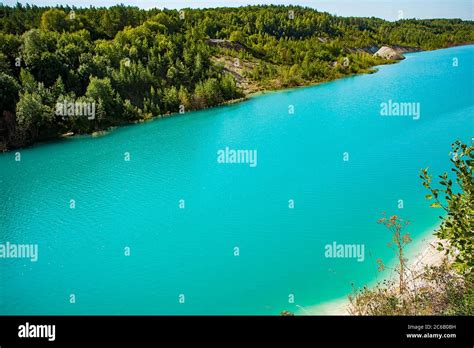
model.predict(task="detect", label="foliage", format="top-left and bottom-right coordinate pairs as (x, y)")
top-left (348, 259), bottom-right (473, 315)
top-left (0, 4), bottom-right (472, 148)
top-left (0, 72), bottom-right (19, 112)
top-left (420, 140), bottom-right (474, 275)
top-left (15, 91), bottom-right (53, 142)
top-left (377, 215), bottom-right (412, 294)
top-left (349, 140), bottom-right (474, 316)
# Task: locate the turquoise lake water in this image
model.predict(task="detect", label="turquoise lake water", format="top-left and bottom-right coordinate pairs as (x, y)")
top-left (0, 45), bottom-right (473, 315)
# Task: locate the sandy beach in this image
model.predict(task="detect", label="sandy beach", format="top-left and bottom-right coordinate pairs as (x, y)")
top-left (297, 231), bottom-right (446, 316)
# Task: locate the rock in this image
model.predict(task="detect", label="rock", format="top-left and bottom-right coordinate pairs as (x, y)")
top-left (374, 46), bottom-right (405, 60)
top-left (92, 130), bottom-right (108, 137)
top-left (206, 39), bottom-right (246, 51)
top-left (365, 45), bottom-right (380, 54)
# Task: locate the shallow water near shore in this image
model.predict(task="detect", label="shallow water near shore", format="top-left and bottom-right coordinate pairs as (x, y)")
top-left (0, 45), bottom-right (472, 315)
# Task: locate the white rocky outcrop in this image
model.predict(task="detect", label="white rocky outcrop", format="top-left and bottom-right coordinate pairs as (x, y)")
top-left (374, 46), bottom-right (406, 60)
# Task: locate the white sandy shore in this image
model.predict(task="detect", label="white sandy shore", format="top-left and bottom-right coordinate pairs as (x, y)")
top-left (297, 296), bottom-right (350, 315)
top-left (297, 231), bottom-right (446, 316)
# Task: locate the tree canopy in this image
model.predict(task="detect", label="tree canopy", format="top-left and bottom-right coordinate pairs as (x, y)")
top-left (0, 4), bottom-right (472, 149)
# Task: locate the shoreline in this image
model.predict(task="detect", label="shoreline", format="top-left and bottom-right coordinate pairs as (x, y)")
top-left (3, 43), bottom-right (473, 153)
top-left (297, 227), bottom-right (445, 316)
top-left (2, 66), bottom-right (383, 152)
top-left (0, 66), bottom-right (390, 153)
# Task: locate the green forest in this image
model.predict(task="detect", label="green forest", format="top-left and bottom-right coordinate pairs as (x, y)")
top-left (1, 4), bottom-right (473, 149)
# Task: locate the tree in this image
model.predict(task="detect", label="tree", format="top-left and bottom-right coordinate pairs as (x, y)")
top-left (40, 9), bottom-right (68, 32)
top-left (122, 99), bottom-right (142, 121)
top-left (19, 69), bottom-right (38, 93)
top-left (0, 53), bottom-right (11, 75)
top-left (22, 29), bottom-right (47, 66)
top-left (377, 214), bottom-right (412, 294)
top-left (203, 78), bottom-right (223, 106)
top-left (163, 86), bottom-right (179, 111)
top-left (229, 30), bottom-right (245, 43)
top-left (85, 76), bottom-right (115, 113)
top-left (0, 73), bottom-right (20, 113)
top-left (21, 29), bottom-right (63, 86)
top-left (15, 91), bottom-right (52, 141)
top-left (193, 82), bottom-right (207, 109)
top-left (220, 73), bottom-right (240, 100)
top-left (420, 140), bottom-right (474, 275)
top-left (178, 85), bottom-right (192, 111)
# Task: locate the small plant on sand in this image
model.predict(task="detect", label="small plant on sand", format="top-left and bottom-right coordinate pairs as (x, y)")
top-left (376, 215), bottom-right (412, 294)
top-left (349, 139), bottom-right (473, 315)
top-left (348, 214), bottom-right (416, 315)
